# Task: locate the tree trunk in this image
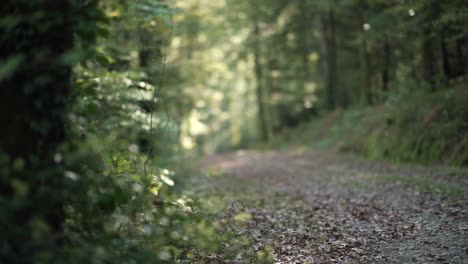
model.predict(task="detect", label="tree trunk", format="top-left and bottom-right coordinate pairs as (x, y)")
top-left (421, 0), bottom-right (441, 89)
top-left (359, 38), bottom-right (371, 104)
top-left (265, 45), bottom-right (277, 134)
top-left (299, 0), bottom-right (311, 94)
top-left (422, 31), bottom-right (436, 89)
top-left (253, 21), bottom-right (269, 141)
top-left (139, 29), bottom-right (152, 68)
top-left (0, 0), bottom-right (74, 261)
top-left (381, 37), bottom-right (391, 93)
top-left (358, 0), bottom-right (371, 105)
top-left (321, 8), bottom-right (338, 109)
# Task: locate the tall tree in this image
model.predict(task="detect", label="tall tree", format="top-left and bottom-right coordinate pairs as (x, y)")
top-left (357, 0), bottom-right (372, 104)
top-left (321, 5), bottom-right (339, 109)
top-left (253, 19), bottom-right (270, 142)
top-left (0, 0), bottom-right (101, 261)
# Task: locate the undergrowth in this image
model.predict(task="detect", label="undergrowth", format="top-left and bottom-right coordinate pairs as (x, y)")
top-left (277, 82), bottom-right (468, 167)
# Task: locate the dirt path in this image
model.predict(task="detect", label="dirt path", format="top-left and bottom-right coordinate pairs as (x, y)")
top-left (197, 149), bottom-right (468, 263)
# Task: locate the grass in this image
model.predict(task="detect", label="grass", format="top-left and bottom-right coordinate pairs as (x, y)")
top-left (378, 175), bottom-right (467, 201)
top-left (437, 167), bottom-right (468, 177)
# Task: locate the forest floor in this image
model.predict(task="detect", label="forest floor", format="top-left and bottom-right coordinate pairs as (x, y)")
top-left (194, 148), bottom-right (468, 263)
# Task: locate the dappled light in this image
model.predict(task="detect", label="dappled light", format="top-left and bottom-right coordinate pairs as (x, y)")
top-left (1, 0), bottom-right (467, 263)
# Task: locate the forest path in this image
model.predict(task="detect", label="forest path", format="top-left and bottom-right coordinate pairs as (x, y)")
top-left (197, 149), bottom-right (468, 263)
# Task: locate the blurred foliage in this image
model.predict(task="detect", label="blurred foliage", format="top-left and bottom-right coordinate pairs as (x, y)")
top-left (168, 0), bottom-right (467, 165)
top-left (274, 83), bottom-right (468, 166)
top-left (0, 0), bottom-right (261, 263)
top-left (0, 0), bottom-right (467, 262)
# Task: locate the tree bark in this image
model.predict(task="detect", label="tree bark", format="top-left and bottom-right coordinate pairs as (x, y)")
top-left (320, 7), bottom-right (338, 109)
top-left (0, 0), bottom-right (74, 261)
top-left (382, 37), bottom-right (391, 93)
top-left (253, 21), bottom-right (270, 141)
top-left (358, 0), bottom-right (371, 105)
top-left (299, 0), bottom-right (311, 92)
top-left (421, 0), bottom-right (440, 89)
top-left (139, 29), bottom-right (152, 68)
top-left (422, 31), bottom-right (436, 89)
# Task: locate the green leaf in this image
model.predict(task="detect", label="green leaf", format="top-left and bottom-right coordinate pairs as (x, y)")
top-left (0, 54), bottom-right (25, 81)
top-left (94, 52), bottom-right (113, 66)
top-left (60, 49), bottom-right (87, 65)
